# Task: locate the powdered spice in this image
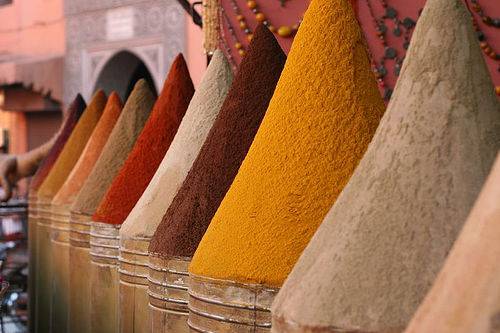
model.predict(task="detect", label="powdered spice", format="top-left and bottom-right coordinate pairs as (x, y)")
top-left (29, 95), bottom-right (86, 192)
top-left (120, 49), bottom-right (233, 240)
top-left (53, 92), bottom-right (122, 207)
top-left (189, 0), bottom-right (386, 287)
top-left (37, 91), bottom-right (107, 201)
top-left (71, 80), bottom-right (156, 216)
top-left (148, 24), bottom-right (286, 258)
top-left (404, 156), bottom-right (500, 333)
top-left (271, 0), bottom-right (500, 331)
top-left (92, 54), bottom-right (194, 225)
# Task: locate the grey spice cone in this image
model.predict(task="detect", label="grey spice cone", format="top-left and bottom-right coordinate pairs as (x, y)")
top-left (404, 154), bottom-right (500, 333)
top-left (271, 0), bottom-right (500, 332)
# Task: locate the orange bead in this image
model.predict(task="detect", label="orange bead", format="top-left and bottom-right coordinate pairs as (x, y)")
top-left (268, 25), bottom-right (276, 33)
top-left (238, 49), bottom-right (246, 57)
top-left (277, 26), bottom-right (293, 37)
top-left (236, 15), bottom-right (245, 21)
top-left (255, 12), bottom-right (266, 22)
top-left (246, 34), bottom-right (253, 42)
top-left (235, 42), bottom-right (243, 50)
top-left (239, 21), bottom-right (248, 29)
top-left (496, 86), bottom-right (500, 96)
top-left (480, 41), bottom-right (488, 49)
top-left (247, 1), bottom-right (257, 9)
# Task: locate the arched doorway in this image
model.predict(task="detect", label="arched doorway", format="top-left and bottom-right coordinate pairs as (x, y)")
top-left (93, 50), bottom-right (158, 102)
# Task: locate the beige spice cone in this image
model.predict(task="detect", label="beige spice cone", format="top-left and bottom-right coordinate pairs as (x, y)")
top-left (118, 50), bottom-right (233, 333)
top-left (404, 154), bottom-right (500, 333)
top-left (271, 0), bottom-right (500, 332)
top-left (69, 81), bottom-right (155, 333)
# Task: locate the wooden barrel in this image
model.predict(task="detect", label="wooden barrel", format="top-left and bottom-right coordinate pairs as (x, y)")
top-left (188, 274), bottom-right (278, 333)
top-left (68, 211), bottom-right (93, 333)
top-left (90, 221), bottom-right (121, 333)
top-left (119, 237), bottom-right (150, 333)
top-left (50, 203), bottom-right (71, 332)
top-left (35, 199), bottom-right (53, 333)
top-left (28, 192), bottom-right (37, 333)
top-left (148, 254), bottom-right (190, 333)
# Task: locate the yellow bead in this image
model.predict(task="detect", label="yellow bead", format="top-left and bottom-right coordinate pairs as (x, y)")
top-left (247, 1), bottom-right (257, 9)
top-left (235, 42), bottom-right (243, 50)
top-left (277, 26), bottom-right (293, 37)
top-left (247, 34), bottom-right (253, 42)
top-left (238, 49), bottom-right (246, 56)
top-left (255, 12), bottom-right (266, 22)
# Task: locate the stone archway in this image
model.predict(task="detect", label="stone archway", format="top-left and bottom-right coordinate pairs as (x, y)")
top-left (93, 50), bottom-right (158, 102)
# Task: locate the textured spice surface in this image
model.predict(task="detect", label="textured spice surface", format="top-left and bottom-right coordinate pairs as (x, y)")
top-left (92, 55), bottom-right (194, 225)
top-left (189, 0), bottom-right (385, 286)
top-left (404, 156), bottom-right (500, 333)
top-left (149, 25), bottom-right (286, 258)
top-left (37, 91), bottom-right (106, 201)
top-left (29, 95), bottom-right (86, 192)
top-left (271, 0), bottom-right (500, 331)
top-left (71, 80), bottom-right (155, 216)
top-left (53, 92), bottom-right (122, 207)
top-left (121, 50), bottom-right (233, 239)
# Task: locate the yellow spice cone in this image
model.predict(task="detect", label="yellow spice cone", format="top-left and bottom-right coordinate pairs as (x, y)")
top-left (188, 0), bottom-right (385, 331)
top-left (404, 155), bottom-right (500, 333)
top-left (69, 82), bottom-right (154, 333)
top-left (35, 90), bottom-right (106, 333)
top-left (50, 93), bottom-right (122, 333)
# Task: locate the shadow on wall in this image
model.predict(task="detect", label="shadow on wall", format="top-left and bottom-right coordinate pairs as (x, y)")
top-left (93, 50), bottom-right (158, 102)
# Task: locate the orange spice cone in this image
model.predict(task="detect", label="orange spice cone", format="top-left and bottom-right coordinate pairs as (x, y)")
top-left (69, 80), bottom-right (155, 333)
top-left (50, 92), bottom-right (122, 333)
top-left (90, 55), bottom-right (194, 333)
top-left (187, 0), bottom-right (386, 331)
top-left (270, 0), bottom-right (500, 331)
top-left (118, 50), bottom-right (232, 333)
top-left (148, 24), bottom-right (287, 333)
top-left (35, 90), bottom-right (106, 333)
top-left (27, 94), bottom-right (86, 332)
top-left (404, 155), bottom-right (500, 333)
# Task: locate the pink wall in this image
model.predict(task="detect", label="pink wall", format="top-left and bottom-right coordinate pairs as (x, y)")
top-left (185, 3), bottom-right (207, 88)
top-left (0, 0), bottom-right (65, 57)
top-left (220, 0), bottom-right (500, 96)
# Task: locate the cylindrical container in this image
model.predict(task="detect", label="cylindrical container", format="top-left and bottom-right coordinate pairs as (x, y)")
top-left (119, 237), bottom-right (150, 333)
top-left (90, 221), bottom-right (121, 333)
top-left (51, 203), bottom-right (71, 333)
top-left (28, 191), bottom-right (38, 333)
top-left (35, 198), bottom-right (53, 333)
top-left (148, 255), bottom-right (190, 333)
top-left (188, 274), bottom-right (278, 333)
top-left (69, 211), bottom-right (92, 333)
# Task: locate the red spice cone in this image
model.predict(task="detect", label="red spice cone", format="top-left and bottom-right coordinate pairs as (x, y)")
top-left (92, 54), bottom-right (194, 225)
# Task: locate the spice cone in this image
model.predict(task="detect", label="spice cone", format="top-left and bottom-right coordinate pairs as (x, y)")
top-left (188, 0), bottom-right (385, 330)
top-left (148, 24), bottom-right (287, 333)
top-left (271, 0), bottom-right (500, 331)
top-left (90, 55), bottom-right (194, 333)
top-left (118, 50), bottom-right (232, 333)
top-left (28, 94), bottom-right (86, 332)
top-left (404, 154), bottom-right (500, 333)
top-left (69, 80), bottom-right (155, 333)
top-left (50, 92), bottom-right (122, 333)
top-left (35, 90), bottom-right (106, 333)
